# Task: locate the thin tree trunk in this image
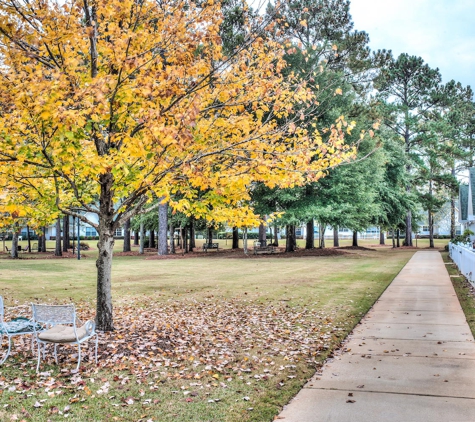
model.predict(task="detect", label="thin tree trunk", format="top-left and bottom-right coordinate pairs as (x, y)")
top-left (158, 200), bottom-right (168, 255)
top-left (286, 225), bottom-right (296, 252)
top-left (396, 229), bottom-right (400, 248)
top-left (404, 210), bottom-right (413, 246)
top-left (189, 218), bottom-right (196, 251)
top-left (320, 223), bottom-right (325, 248)
top-left (139, 222), bottom-right (145, 255)
top-left (243, 228), bottom-right (248, 254)
top-left (258, 220), bottom-right (267, 246)
top-left (55, 217), bottom-right (62, 256)
top-left (207, 227), bottom-right (213, 244)
top-left (184, 226), bottom-right (188, 253)
top-left (41, 226), bottom-right (47, 252)
top-left (333, 227), bottom-right (339, 247)
top-left (11, 230), bottom-right (19, 259)
top-left (232, 227), bottom-right (239, 249)
top-left (134, 230), bottom-right (139, 246)
top-left (26, 224), bottom-right (31, 253)
top-left (123, 218), bottom-right (131, 252)
top-left (305, 219), bottom-right (314, 249)
top-left (95, 172), bottom-right (115, 332)
top-left (392, 229), bottom-right (396, 248)
top-left (379, 228), bottom-right (385, 245)
top-left (451, 166), bottom-right (456, 239)
top-left (273, 225), bottom-right (279, 247)
top-left (62, 216), bottom-right (68, 252)
top-left (352, 230), bottom-right (358, 247)
top-left (169, 223), bottom-right (175, 254)
top-left (150, 230), bottom-right (155, 249)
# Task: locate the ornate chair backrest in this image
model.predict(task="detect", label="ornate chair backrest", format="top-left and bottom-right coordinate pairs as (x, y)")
top-left (31, 304), bottom-right (76, 326)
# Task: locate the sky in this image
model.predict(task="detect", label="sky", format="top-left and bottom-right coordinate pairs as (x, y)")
top-left (350, 0), bottom-right (475, 88)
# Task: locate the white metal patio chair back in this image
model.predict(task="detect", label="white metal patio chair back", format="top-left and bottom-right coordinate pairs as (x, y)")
top-left (0, 296), bottom-right (39, 364)
top-left (31, 303), bottom-right (98, 372)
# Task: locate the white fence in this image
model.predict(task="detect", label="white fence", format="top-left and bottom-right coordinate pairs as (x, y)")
top-left (449, 242), bottom-right (475, 284)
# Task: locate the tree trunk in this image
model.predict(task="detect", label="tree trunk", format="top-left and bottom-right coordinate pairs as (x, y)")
top-left (207, 227), bottom-right (213, 244)
top-left (352, 230), bottom-right (358, 247)
top-left (95, 172), bottom-right (115, 332)
top-left (396, 229), bottom-right (400, 248)
top-left (392, 229), bottom-right (396, 248)
top-left (286, 225), bottom-right (296, 252)
top-left (379, 228), bottom-right (385, 245)
top-left (305, 219), bottom-right (314, 249)
top-left (404, 211), bottom-right (413, 246)
top-left (123, 218), bottom-right (131, 252)
top-left (243, 228), bottom-right (248, 254)
top-left (189, 218), bottom-right (196, 251)
top-left (333, 227), bottom-right (339, 247)
top-left (158, 200), bottom-right (168, 255)
top-left (139, 222), bottom-right (145, 255)
top-left (41, 226), bottom-right (47, 252)
top-left (11, 231), bottom-right (19, 259)
top-left (273, 225), bottom-right (279, 247)
top-left (133, 230), bottom-right (139, 246)
top-left (62, 216), bottom-right (69, 252)
top-left (169, 223), bottom-right (175, 254)
top-left (319, 223), bottom-right (325, 248)
top-left (258, 220), bottom-right (267, 246)
top-left (26, 224), bottom-right (32, 253)
top-left (451, 166), bottom-right (456, 239)
top-left (232, 227), bottom-right (239, 249)
top-left (55, 217), bottom-right (62, 256)
top-left (150, 230), bottom-right (156, 249)
top-left (182, 227), bottom-right (188, 253)
top-left (429, 212), bottom-right (434, 249)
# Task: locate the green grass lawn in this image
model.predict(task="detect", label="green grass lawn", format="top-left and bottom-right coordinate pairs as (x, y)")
top-left (0, 243), bottom-right (444, 421)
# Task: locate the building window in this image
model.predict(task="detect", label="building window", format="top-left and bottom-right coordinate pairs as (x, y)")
top-left (85, 227), bottom-right (97, 237)
top-left (295, 228), bottom-right (302, 236)
top-left (422, 226), bottom-right (430, 232)
top-left (115, 228), bottom-right (123, 237)
top-left (340, 228), bottom-right (350, 232)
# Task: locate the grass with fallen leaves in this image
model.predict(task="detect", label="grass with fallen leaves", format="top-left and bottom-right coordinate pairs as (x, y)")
top-left (0, 246), bottom-right (441, 421)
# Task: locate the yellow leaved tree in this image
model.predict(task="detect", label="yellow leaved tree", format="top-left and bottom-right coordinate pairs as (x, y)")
top-left (0, 0), bottom-right (354, 330)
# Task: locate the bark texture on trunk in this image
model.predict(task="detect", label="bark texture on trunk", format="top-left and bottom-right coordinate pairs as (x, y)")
top-left (319, 223), bottom-right (325, 248)
top-left (55, 217), bottom-right (62, 256)
top-left (451, 167), bottom-right (456, 239)
top-left (149, 230), bottom-right (155, 249)
top-left (207, 228), bottom-right (213, 244)
top-left (189, 218), bottom-right (196, 251)
top-left (392, 229), bottom-right (396, 248)
top-left (258, 221), bottom-right (267, 246)
top-left (41, 227), bottom-right (47, 252)
top-left (404, 211), bottom-right (413, 246)
top-left (139, 222), bottom-right (145, 255)
top-left (26, 224), bottom-right (32, 253)
top-left (158, 200), bottom-right (168, 255)
top-left (396, 229), bottom-right (400, 248)
top-left (96, 172), bottom-right (115, 332)
top-left (333, 227), bottom-right (339, 247)
top-left (273, 225), bottom-right (279, 247)
top-left (379, 229), bottom-right (385, 245)
top-left (232, 227), bottom-right (239, 249)
top-left (352, 231), bottom-right (358, 247)
top-left (123, 218), bottom-right (131, 252)
top-left (169, 223), bottom-right (175, 254)
top-left (133, 230), bottom-right (139, 246)
top-left (62, 216), bottom-right (69, 252)
top-left (429, 210), bottom-right (434, 248)
top-left (11, 231), bottom-right (19, 258)
top-left (305, 219), bottom-right (314, 249)
top-left (286, 225), bottom-right (296, 252)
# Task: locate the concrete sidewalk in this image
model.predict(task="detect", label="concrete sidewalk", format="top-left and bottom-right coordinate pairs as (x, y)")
top-left (278, 251), bottom-right (475, 422)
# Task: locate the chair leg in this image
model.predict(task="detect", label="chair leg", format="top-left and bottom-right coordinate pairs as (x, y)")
top-left (0, 335), bottom-right (12, 365)
top-left (76, 343), bottom-right (81, 371)
top-left (54, 344), bottom-right (58, 364)
top-left (36, 341), bottom-right (42, 372)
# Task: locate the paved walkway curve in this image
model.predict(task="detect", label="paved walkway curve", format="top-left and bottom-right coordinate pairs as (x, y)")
top-left (278, 251), bottom-right (475, 422)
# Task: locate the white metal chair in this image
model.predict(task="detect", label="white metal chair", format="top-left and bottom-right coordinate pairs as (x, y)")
top-left (31, 303), bottom-right (98, 371)
top-left (0, 296), bottom-right (40, 364)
